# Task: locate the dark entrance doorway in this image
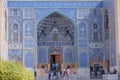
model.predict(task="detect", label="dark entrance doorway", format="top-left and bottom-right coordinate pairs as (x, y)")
top-left (90, 61), bottom-right (103, 79)
top-left (50, 54), bottom-right (61, 71)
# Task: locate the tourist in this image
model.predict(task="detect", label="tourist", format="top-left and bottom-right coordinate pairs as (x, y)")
top-left (94, 69), bottom-right (97, 78)
top-left (101, 69), bottom-right (105, 74)
top-left (62, 69), bottom-right (66, 77)
top-left (34, 69), bottom-right (37, 80)
top-left (66, 68), bottom-right (70, 80)
top-left (52, 62), bottom-right (56, 71)
top-left (50, 71), bottom-right (54, 80)
top-left (60, 70), bottom-right (62, 77)
top-left (110, 68), bottom-right (117, 74)
top-left (66, 68), bottom-right (70, 76)
top-left (113, 68), bottom-right (117, 74)
top-left (48, 71), bottom-right (51, 80)
top-left (58, 70), bottom-right (62, 79)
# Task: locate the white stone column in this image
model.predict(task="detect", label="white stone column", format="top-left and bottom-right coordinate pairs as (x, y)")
top-left (114, 0), bottom-right (120, 79)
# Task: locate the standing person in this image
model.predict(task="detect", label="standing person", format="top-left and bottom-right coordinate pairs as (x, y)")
top-left (62, 69), bottom-right (66, 78)
top-left (94, 69), bottom-right (97, 78)
top-left (52, 62), bottom-right (56, 71)
top-left (60, 70), bottom-right (62, 77)
top-left (51, 71), bottom-right (54, 80)
top-left (34, 69), bottom-right (37, 80)
top-left (66, 68), bottom-right (70, 80)
top-left (113, 68), bottom-right (117, 74)
top-left (101, 69), bottom-right (105, 75)
top-left (66, 69), bottom-right (70, 76)
top-left (53, 70), bottom-right (57, 80)
top-left (48, 71), bottom-right (51, 80)
top-left (57, 70), bottom-right (61, 79)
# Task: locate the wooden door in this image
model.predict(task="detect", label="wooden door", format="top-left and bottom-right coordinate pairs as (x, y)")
top-left (50, 55), bottom-right (54, 70)
top-left (50, 54), bottom-right (62, 71)
top-left (55, 54), bottom-right (61, 71)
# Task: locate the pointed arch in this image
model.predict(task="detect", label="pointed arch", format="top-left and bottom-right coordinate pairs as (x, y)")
top-left (37, 12), bottom-right (74, 44)
top-left (92, 23), bottom-right (100, 42)
top-left (79, 52), bottom-right (88, 68)
top-left (37, 12), bottom-right (75, 65)
top-left (13, 23), bottom-right (19, 42)
top-left (79, 21), bottom-right (87, 36)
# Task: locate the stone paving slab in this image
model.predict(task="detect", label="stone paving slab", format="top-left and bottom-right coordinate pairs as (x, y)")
top-left (36, 74), bottom-right (104, 80)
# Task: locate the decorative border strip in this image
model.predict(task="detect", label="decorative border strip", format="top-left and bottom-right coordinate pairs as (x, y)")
top-left (8, 1), bottom-right (103, 8)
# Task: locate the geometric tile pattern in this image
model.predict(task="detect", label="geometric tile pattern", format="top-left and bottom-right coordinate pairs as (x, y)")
top-left (64, 48), bottom-right (73, 63)
top-left (79, 39), bottom-right (87, 47)
top-left (7, 1), bottom-right (117, 69)
top-left (8, 44), bottom-right (22, 49)
top-left (35, 9), bottom-right (76, 25)
top-left (103, 0), bottom-right (116, 66)
top-left (8, 50), bottom-right (22, 61)
top-left (37, 41), bottom-right (73, 47)
top-left (23, 38), bottom-right (34, 49)
top-left (88, 19), bottom-right (103, 43)
top-left (23, 9), bottom-right (33, 19)
top-left (89, 43), bottom-right (103, 48)
top-left (24, 50), bottom-right (34, 68)
top-left (76, 9), bottom-right (103, 68)
top-left (8, 20), bottom-right (22, 43)
top-left (23, 21), bottom-right (33, 37)
top-left (77, 9), bottom-right (89, 19)
top-left (8, 1), bottom-right (103, 8)
top-left (8, 9), bottom-right (22, 17)
top-left (79, 52), bottom-right (88, 68)
top-left (89, 48), bottom-right (103, 60)
top-left (37, 47), bottom-right (47, 63)
top-left (79, 22), bottom-right (87, 36)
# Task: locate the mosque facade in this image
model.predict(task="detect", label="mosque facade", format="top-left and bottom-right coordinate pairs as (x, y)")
top-left (1, 0), bottom-right (117, 79)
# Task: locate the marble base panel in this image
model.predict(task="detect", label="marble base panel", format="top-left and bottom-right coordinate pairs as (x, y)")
top-left (77, 68), bottom-right (90, 79)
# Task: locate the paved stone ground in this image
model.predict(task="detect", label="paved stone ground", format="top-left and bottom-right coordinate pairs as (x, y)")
top-left (36, 74), bottom-right (103, 80)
